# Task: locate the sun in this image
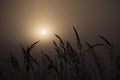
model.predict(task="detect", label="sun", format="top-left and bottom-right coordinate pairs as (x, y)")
top-left (41, 29), bottom-right (47, 35)
top-left (29, 24), bottom-right (54, 42)
top-left (38, 28), bottom-right (49, 38)
top-left (35, 25), bottom-right (52, 39)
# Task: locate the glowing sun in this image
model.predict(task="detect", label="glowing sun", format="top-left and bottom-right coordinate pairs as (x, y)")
top-left (35, 25), bottom-right (52, 39)
top-left (41, 29), bottom-right (47, 35)
top-left (30, 24), bottom-right (54, 42)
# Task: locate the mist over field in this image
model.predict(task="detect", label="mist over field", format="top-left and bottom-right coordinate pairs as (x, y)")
top-left (0, 0), bottom-right (120, 80)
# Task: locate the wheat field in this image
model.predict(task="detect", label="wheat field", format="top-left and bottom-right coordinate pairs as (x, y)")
top-left (0, 27), bottom-right (120, 80)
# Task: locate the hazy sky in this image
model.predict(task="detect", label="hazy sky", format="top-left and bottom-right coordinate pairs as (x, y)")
top-left (0, 0), bottom-right (120, 59)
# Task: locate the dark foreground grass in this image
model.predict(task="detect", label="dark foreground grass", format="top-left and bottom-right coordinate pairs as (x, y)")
top-left (0, 27), bottom-right (120, 80)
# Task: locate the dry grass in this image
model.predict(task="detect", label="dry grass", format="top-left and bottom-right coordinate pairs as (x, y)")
top-left (0, 27), bottom-right (120, 80)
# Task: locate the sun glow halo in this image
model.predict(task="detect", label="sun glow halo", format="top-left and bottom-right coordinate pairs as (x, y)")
top-left (30, 24), bottom-right (54, 42)
top-left (41, 29), bottom-right (47, 35)
top-left (35, 25), bottom-right (51, 40)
